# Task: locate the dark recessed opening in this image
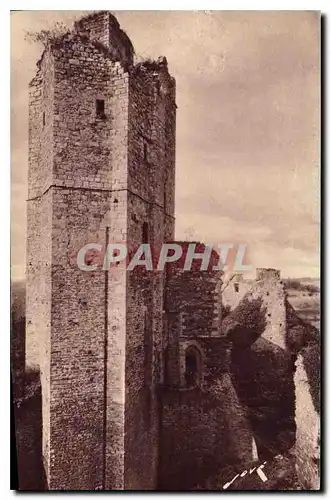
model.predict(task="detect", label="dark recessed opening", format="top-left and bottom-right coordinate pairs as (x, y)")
top-left (143, 141), bottom-right (148, 162)
top-left (96, 99), bottom-right (105, 118)
top-left (185, 346), bottom-right (201, 388)
top-left (42, 112), bottom-right (45, 128)
top-left (234, 283), bottom-right (239, 293)
top-left (114, 198), bottom-right (118, 204)
top-left (164, 181), bottom-right (167, 211)
top-left (142, 222), bottom-right (149, 244)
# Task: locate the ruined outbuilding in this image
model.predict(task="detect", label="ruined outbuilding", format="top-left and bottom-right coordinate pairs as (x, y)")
top-left (222, 269), bottom-right (320, 489)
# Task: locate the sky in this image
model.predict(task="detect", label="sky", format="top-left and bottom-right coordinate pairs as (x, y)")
top-left (11, 10), bottom-right (320, 280)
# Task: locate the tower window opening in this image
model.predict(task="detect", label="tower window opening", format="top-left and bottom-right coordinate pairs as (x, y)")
top-left (142, 222), bottom-right (149, 244)
top-left (96, 99), bottom-right (105, 118)
top-left (164, 346), bottom-right (170, 386)
top-left (42, 112), bottom-right (46, 128)
top-left (143, 308), bottom-right (152, 428)
top-left (143, 141), bottom-right (148, 162)
top-left (234, 283), bottom-right (239, 293)
top-left (185, 346), bottom-right (201, 388)
top-left (164, 174), bottom-right (167, 211)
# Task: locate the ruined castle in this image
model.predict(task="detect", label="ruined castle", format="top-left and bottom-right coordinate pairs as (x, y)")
top-left (14, 11), bottom-right (319, 491)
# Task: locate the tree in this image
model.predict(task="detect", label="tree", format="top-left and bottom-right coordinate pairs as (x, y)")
top-left (24, 21), bottom-right (69, 48)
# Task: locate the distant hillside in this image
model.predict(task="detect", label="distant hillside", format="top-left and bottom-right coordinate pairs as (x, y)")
top-left (285, 278), bottom-right (320, 331)
top-left (284, 278), bottom-right (320, 294)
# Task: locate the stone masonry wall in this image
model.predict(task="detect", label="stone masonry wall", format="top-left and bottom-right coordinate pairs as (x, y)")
top-left (74, 11), bottom-right (111, 49)
top-left (294, 347), bottom-right (320, 489)
top-left (52, 34), bottom-right (115, 191)
top-left (251, 274), bottom-right (287, 350)
top-left (159, 382), bottom-right (253, 490)
top-left (104, 62), bottom-right (129, 491)
top-left (74, 11), bottom-right (134, 67)
top-left (49, 32), bottom-right (131, 490)
top-left (231, 337), bottom-right (296, 458)
top-left (11, 283), bottom-right (26, 400)
top-left (164, 249), bottom-right (222, 386)
top-left (26, 23), bottom-right (132, 489)
top-left (50, 188), bottom-right (111, 490)
top-left (159, 388), bottom-right (232, 490)
top-left (26, 47), bottom-right (54, 480)
top-left (165, 247), bottom-right (221, 339)
top-left (123, 60), bottom-right (176, 489)
top-left (222, 271), bottom-right (295, 459)
top-left (160, 248), bottom-right (253, 487)
top-left (14, 386), bottom-right (46, 490)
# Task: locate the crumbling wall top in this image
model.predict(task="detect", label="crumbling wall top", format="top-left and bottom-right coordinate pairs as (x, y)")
top-left (133, 55), bottom-right (176, 101)
top-left (74, 10), bottom-right (134, 66)
top-left (256, 268), bottom-right (281, 282)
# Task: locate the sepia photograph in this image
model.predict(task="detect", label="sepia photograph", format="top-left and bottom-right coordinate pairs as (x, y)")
top-left (10, 9), bottom-right (320, 491)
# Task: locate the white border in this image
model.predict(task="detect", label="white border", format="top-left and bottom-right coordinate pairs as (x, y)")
top-left (3, 2), bottom-right (327, 498)
top-left (3, 2), bottom-right (330, 10)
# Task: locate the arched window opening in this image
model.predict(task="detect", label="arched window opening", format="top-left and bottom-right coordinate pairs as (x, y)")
top-left (185, 346), bottom-right (201, 388)
top-left (142, 222), bottom-right (149, 244)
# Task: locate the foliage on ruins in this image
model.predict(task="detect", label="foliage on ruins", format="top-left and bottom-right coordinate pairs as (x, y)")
top-left (24, 22), bottom-right (69, 47)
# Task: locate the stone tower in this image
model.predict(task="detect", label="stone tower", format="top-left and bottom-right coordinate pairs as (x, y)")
top-left (26, 11), bottom-right (176, 490)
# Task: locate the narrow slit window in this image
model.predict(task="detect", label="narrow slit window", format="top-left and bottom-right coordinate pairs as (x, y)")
top-left (164, 174), bottom-right (167, 211)
top-left (142, 222), bottom-right (149, 244)
top-left (234, 283), bottom-right (239, 293)
top-left (42, 112), bottom-right (46, 128)
top-left (185, 346), bottom-right (201, 388)
top-left (96, 99), bottom-right (105, 118)
top-left (143, 141), bottom-right (148, 162)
